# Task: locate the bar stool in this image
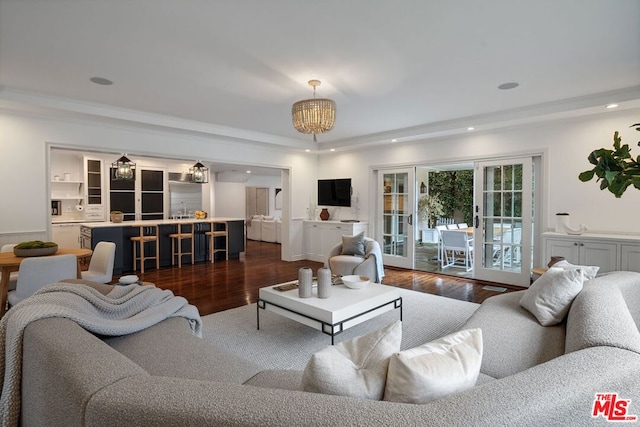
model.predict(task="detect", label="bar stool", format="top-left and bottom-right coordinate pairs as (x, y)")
top-left (130, 225), bottom-right (159, 273)
top-left (205, 221), bottom-right (228, 263)
top-left (169, 222), bottom-right (194, 267)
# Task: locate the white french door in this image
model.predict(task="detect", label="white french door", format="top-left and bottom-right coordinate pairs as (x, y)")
top-left (378, 168), bottom-right (415, 269)
top-left (473, 158), bottom-right (533, 286)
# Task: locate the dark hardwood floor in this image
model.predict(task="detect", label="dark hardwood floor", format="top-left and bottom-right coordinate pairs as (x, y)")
top-left (131, 240), bottom-right (524, 316)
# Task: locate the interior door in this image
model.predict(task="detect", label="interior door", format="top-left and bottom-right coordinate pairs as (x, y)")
top-left (474, 158), bottom-right (533, 286)
top-left (378, 169), bottom-right (414, 269)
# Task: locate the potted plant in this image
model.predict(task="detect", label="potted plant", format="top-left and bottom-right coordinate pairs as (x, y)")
top-left (418, 194), bottom-right (445, 229)
top-left (578, 122), bottom-right (640, 197)
top-left (110, 210), bottom-right (124, 223)
top-left (13, 240), bottom-right (58, 257)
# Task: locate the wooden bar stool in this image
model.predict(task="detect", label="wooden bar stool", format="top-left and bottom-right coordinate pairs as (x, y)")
top-left (205, 221), bottom-right (228, 263)
top-left (169, 222), bottom-right (194, 267)
top-left (130, 225), bottom-right (159, 273)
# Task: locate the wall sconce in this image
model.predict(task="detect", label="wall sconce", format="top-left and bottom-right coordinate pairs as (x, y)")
top-left (189, 161), bottom-right (209, 183)
top-left (111, 154), bottom-right (136, 181)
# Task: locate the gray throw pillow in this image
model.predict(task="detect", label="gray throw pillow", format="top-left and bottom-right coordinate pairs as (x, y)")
top-left (520, 267), bottom-right (584, 326)
top-left (341, 231), bottom-right (365, 256)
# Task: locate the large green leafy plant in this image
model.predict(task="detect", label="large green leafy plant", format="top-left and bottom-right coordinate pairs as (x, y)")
top-left (579, 123), bottom-right (640, 198)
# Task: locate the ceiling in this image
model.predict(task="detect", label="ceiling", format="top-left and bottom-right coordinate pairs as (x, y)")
top-left (1, 0), bottom-right (639, 153)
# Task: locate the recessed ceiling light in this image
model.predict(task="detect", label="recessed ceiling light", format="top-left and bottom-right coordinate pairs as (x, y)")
top-left (391, 139), bottom-right (398, 142)
top-left (305, 149), bottom-right (311, 152)
top-left (467, 127), bottom-right (475, 131)
top-left (330, 149), bottom-right (335, 152)
top-left (498, 82), bottom-right (519, 90)
top-left (606, 103), bottom-right (619, 109)
top-left (90, 77), bottom-right (113, 86)
top-left (246, 170), bottom-right (251, 174)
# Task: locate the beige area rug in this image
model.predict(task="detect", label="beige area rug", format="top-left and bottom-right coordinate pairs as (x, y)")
top-left (200, 288), bottom-right (479, 371)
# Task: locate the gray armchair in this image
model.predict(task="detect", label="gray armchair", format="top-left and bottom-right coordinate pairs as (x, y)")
top-left (326, 237), bottom-right (385, 283)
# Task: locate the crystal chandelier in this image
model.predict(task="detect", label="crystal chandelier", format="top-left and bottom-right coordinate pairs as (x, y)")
top-left (111, 154), bottom-right (135, 181)
top-left (292, 80), bottom-right (335, 142)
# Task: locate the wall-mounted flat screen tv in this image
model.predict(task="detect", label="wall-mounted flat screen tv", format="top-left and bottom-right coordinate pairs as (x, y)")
top-left (318, 178), bottom-right (351, 207)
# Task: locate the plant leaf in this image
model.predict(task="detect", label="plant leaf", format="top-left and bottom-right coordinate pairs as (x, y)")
top-left (578, 170), bottom-right (595, 182)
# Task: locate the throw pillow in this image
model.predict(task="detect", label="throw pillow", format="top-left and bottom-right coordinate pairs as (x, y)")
top-left (300, 320), bottom-right (402, 400)
top-left (383, 329), bottom-right (483, 404)
top-left (552, 260), bottom-right (599, 280)
top-left (519, 267), bottom-right (584, 326)
top-left (341, 231), bottom-right (365, 256)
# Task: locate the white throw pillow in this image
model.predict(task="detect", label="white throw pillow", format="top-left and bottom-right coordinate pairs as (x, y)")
top-left (383, 328), bottom-right (483, 404)
top-left (519, 267), bottom-right (584, 326)
top-left (300, 320), bottom-right (402, 400)
top-left (552, 260), bottom-right (599, 280)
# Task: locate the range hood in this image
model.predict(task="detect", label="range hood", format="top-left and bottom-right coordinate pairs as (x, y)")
top-left (168, 172), bottom-right (194, 183)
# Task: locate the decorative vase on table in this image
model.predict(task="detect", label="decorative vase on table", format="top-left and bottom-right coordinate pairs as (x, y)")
top-left (319, 208), bottom-right (330, 221)
top-left (298, 267), bottom-right (313, 298)
top-left (317, 267), bottom-right (332, 299)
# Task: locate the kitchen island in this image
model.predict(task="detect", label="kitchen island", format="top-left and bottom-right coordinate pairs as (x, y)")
top-left (80, 218), bottom-right (245, 275)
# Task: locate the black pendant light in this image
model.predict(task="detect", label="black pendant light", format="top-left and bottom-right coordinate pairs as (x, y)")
top-left (189, 161), bottom-right (209, 183)
top-left (111, 154), bottom-right (136, 181)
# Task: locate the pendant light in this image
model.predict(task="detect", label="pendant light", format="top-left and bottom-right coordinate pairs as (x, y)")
top-left (189, 161), bottom-right (209, 183)
top-left (111, 154), bottom-right (135, 181)
top-left (292, 79), bottom-right (336, 142)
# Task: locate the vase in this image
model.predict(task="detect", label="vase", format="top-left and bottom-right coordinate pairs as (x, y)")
top-left (110, 213), bottom-right (124, 223)
top-left (548, 256), bottom-right (566, 268)
top-left (317, 267), bottom-right (332, 299)
top-left (298, 267), bottom-right (313, 298)
top-left (556, 214), bottom-right (587, 235)
top-left (319, 208), bottom-right (330, 221)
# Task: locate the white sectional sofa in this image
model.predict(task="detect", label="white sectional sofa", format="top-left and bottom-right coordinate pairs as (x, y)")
top-left (246, 215), bottom-right (280, 244)
top-left (17, 271), bottom-right (640, 426)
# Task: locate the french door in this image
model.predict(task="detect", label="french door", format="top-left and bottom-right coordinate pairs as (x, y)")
top-left (473, 158), bottom-right (533, 286)
top-left (378, 168), bottom-right (414, 268)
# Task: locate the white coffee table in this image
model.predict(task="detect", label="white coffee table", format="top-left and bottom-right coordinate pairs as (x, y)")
top-left (257, 281), bottom-right (402, 344)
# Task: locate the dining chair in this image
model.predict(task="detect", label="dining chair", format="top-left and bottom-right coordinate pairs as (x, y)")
top-left (7, 254), bottom-right (77, 306)
top-left (81, 241), bottom-right (116, 283)
top-left (435, 225), bottom-right (448, 262)
top-left (441, 230), bottom-right (474, 272)
top-left (446, 224), bottom-right (459, 230)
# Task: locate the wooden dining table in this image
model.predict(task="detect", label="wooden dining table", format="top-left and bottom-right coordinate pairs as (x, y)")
top-left (0, 247), bottom-right (93, 316)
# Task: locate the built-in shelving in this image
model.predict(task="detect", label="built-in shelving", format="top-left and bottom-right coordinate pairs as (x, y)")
top-left (51, 180), bottom-right (84, 200)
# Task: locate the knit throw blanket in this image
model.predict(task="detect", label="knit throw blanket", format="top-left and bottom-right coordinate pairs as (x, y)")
top-left (0, 283), bottom-right (202, 427)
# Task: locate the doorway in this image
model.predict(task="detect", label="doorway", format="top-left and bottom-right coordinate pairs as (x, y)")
top-left (409, 156), bottom-right (540, 286)
top-left (414, 164), bottom-right (474, 278)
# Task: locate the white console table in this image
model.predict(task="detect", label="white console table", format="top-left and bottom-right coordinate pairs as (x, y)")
top-left (304, 220), bottom-right (368, 263)
top-left (542, 232), bottom-right (640, 274)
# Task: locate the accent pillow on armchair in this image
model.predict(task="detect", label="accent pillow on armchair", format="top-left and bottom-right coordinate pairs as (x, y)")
top-left (326, 235), bottom-right (385, 283)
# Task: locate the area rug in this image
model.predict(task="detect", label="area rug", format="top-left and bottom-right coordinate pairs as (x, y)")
top-left (200, 288), bottom-right (479, 371)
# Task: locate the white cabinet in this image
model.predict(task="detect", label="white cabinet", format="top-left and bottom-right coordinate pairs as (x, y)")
top-left (51, 224), bottom-right (82, 248)
top-left (304, 221), bottom-right (368, 263)
top-left (542, 232), bottom-right (640, 274)
top-left (621, 244), bottom-right (640, 273)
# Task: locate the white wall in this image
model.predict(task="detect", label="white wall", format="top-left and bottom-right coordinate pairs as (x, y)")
top-left (318, 109), bottom-right (640, 235)
top-left (0, 111), bottom-right (317, 259)
top-left (3, 107), bottom-right (639, 259)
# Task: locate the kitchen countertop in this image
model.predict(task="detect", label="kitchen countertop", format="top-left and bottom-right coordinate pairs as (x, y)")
top-left (52, 219), bottom-right (104, 224)
top-left (78, 217), bottom-right (245, 228)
